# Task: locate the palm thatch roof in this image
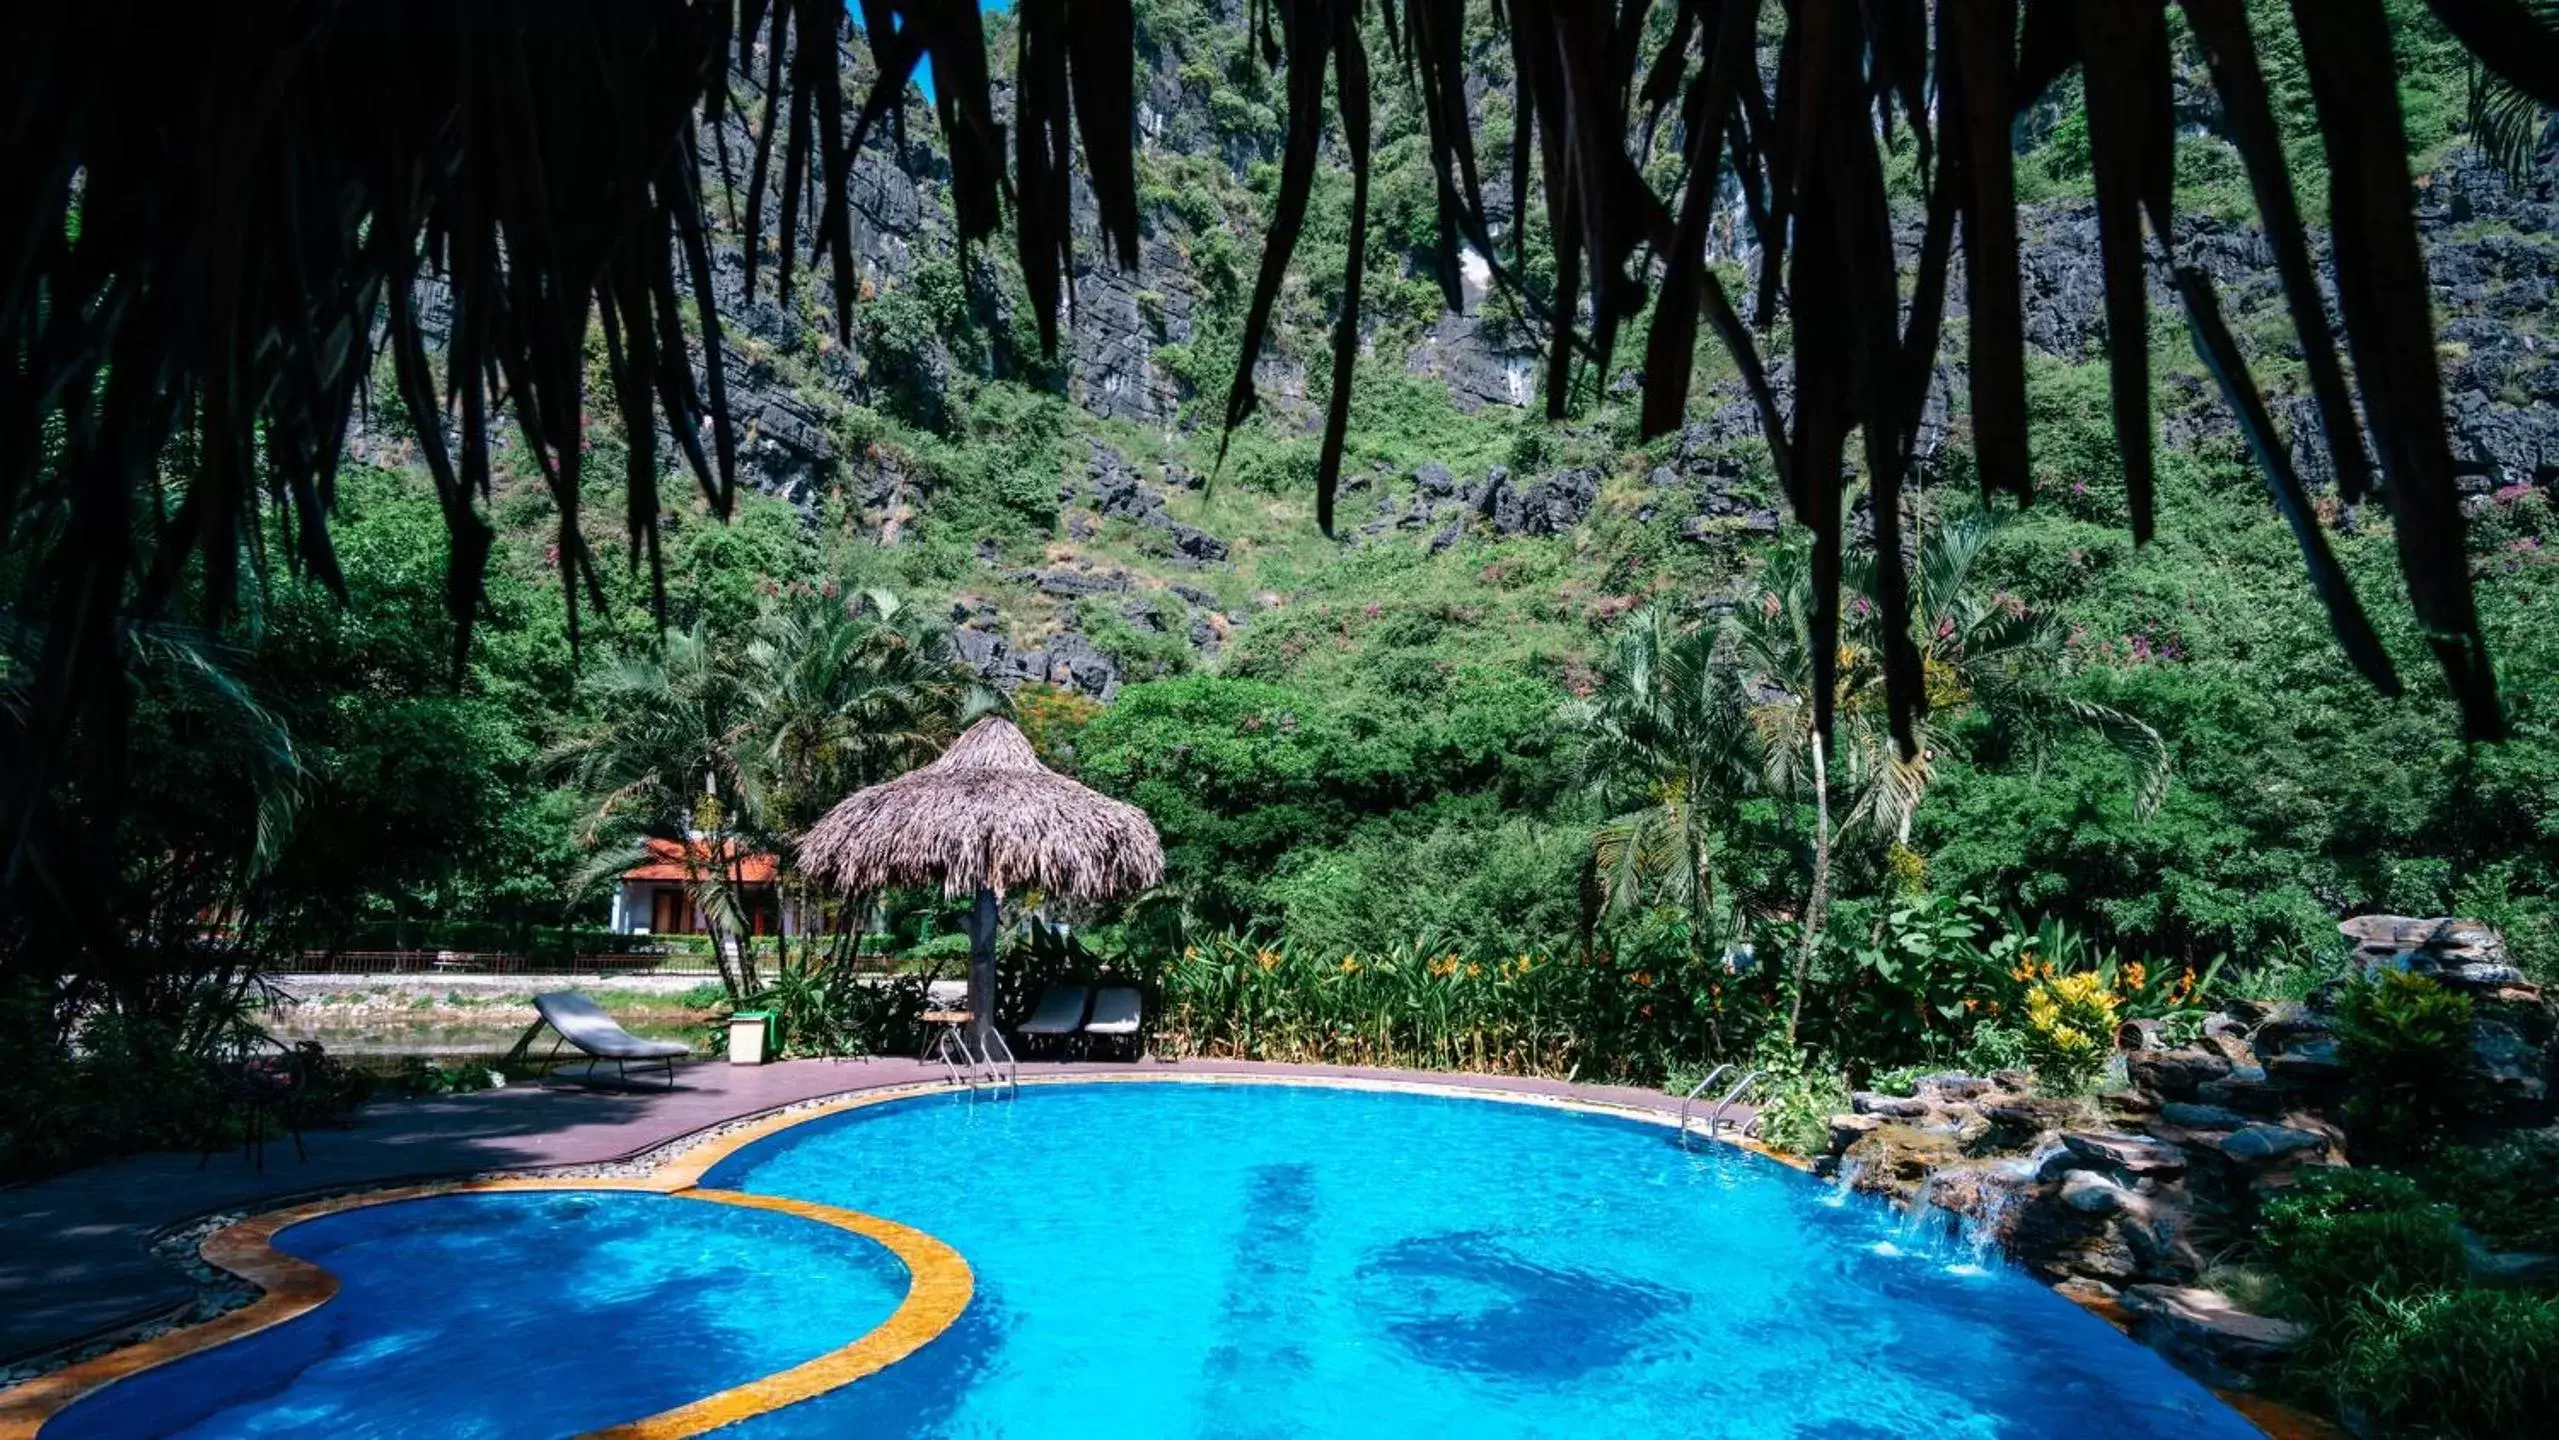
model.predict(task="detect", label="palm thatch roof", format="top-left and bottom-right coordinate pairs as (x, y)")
top-left (797, 717), bottom-right (1162, 903)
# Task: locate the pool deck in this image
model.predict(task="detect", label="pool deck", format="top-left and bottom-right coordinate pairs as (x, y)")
top-left (0, 1057), bottom-right (1742, 1366)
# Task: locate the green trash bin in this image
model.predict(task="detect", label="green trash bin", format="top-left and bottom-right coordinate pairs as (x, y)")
top-left (728, 1009), bottom-right (776, 1065)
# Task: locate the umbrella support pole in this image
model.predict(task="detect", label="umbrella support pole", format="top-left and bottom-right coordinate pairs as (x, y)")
top-left (962, 884), bottom-right (1018, 1099)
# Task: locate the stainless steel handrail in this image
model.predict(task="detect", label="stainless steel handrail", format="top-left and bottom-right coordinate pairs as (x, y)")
top-left (1707, 1070), bottom-right (1764, 1141)
top-left (1675, 1063), bottom-right (1735, 1145)
top-left (926, 1025), bottom-right (974, 1087)
top-left (980, 1027), bottom-right (1020, 1094)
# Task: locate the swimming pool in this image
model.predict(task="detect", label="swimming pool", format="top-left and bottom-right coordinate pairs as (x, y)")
top-left (42, 1190), bottom-right (912, 1439)
top-left (28, 1079), bottom-right (2260, 1438)
top-left (703, 1080), bottom-right (2256, 1438)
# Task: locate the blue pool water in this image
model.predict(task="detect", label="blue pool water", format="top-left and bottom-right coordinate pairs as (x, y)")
top-left (48, 1190), bottom-right (906, 1439)
top-left (704, 1082), bottom-right (2258, 1439)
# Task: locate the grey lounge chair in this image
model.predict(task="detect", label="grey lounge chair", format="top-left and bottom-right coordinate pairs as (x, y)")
top-left (1015, 985), bottom-right (1090, 1051)
top-left (529, 991), bottom-right (690, 1089)
top-left (1083, 987), bottom-right (1143, 1059)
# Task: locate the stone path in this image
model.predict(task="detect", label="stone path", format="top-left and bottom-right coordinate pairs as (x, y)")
top-left (0, 1057), bottom-right (1737, 1364)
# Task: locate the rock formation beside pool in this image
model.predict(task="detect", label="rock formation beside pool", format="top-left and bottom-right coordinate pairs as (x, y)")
top-left (1814, 916), bottom-right (2556, 1395)
top-left (2340, 913), bottom-right (2544, 1004)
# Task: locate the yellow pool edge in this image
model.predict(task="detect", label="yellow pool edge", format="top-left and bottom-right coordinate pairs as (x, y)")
top-left (0, 1173), bottom-right (972, 1440)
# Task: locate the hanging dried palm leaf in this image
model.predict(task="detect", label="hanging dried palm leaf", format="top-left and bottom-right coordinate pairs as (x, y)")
top-left (2, 0), bottom-right (2547, 910)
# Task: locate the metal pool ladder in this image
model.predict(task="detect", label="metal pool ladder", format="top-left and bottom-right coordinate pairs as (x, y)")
top-left (923, 1016), bottom-right (1019, 1095)
top-left (1676, 1065), bottom-right (1763, 1148)
top-left (977, 1027), bottom-right (1020, 1096)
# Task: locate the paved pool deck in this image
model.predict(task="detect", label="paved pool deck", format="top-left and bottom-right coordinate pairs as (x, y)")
top-left (0, 1057), bottom-right (1747, 1366)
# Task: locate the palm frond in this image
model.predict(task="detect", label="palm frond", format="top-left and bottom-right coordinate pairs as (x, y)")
top-left (3, 0), bottom-right (2536, 922)
top-left (2463, 0), bottom-right (2559, 186)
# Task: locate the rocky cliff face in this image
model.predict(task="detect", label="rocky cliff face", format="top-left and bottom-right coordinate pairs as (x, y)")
top-left (381, 17), bottom-right (2559, 706)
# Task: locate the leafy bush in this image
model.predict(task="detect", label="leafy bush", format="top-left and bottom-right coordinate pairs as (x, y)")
top-left (2306, 1288), bottom-right (2559, 1439)
top-left (744, 960), bottom-right (945, 1060)
top-left (1745, 1042), bottom-right (1854, 1158)
top-left (1153, 931), bottom-right (1709, 1081)
top-left (1960, 1019), bottom-right (2037, 1076)
top-left (2021, 971), bottom-right (2121, 1094)
top-left (907, 931), bottom-right (976, 963)
top-left (2257, 1169), bottom-right (2470, 1324)
top-left (2333, 971), bottom-right (2477, 1160)
top-left (2425, 1134), bottom-right (2559, 1255)
top-left (2, 1015), bottom-right (223, 1181)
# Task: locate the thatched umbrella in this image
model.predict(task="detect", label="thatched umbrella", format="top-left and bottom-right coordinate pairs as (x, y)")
top-left (798, 716), bottom-right (1163, 1051)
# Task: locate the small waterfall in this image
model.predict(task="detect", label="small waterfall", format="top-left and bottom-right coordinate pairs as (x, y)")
top-left (1897, 1167), bottom-right (1956, 1243)
top-left (1960, 1182), bottom-right (2021, 1265)
top-left (1822, 1155), bottom-right (1867, 1208)
top-left (1890, 1163), bottom-right (2025, 1274)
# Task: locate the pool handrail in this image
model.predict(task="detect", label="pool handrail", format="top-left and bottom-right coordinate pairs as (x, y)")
top-left (1675, 1063), bottom-right (1735, 1140)
top-left (1707, 1071), bottom-right (1763, 1143)
top-left (978, 1026), bottom-right (1020, 1095)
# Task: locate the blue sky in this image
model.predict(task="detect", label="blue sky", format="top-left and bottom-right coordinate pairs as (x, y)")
top-left (901, 0), bottom-right (1013, 104)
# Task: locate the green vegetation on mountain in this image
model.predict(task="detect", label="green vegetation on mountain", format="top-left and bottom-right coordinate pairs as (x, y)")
top-left (7, 5), bottom-right (2558, 1426)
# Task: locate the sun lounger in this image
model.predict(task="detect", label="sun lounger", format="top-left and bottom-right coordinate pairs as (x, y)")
top-left (529, 991), bottom-right (690, 1088)
top-left (1082, 987), bottom-right (1143, 1058)
top-left (1015, 985), bottom-right (1090, 1048)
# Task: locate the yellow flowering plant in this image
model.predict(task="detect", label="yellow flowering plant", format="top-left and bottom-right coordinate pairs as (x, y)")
top-left (2021, 971), bottom-right (2121, 1093)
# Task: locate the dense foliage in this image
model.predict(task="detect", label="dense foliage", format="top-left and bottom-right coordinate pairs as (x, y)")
top-left (5, 8), bottom-right (2555, 1430)
top-left (2255, 1162), bottom-right (2559, 1433)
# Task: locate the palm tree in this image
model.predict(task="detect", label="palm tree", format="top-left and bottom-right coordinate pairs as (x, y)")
top-left (554, 586), bottom-right (998, 998)
top-left (1727, 511), bottom-right (2170, 1043)
top-left (12, 1), bottom-right (2533, 899)
top-left (0, 612), bottom-right (303, 1055)
top-left (745, 587), bottom-right (997, 962)
top-left (549, 624), bottom-right (765, 999)
top-left (1570, 604), bottom-right (1756, 966)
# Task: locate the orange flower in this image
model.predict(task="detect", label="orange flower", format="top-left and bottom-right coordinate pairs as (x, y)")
top-left (1632, 971), bottom-right (1653, 988)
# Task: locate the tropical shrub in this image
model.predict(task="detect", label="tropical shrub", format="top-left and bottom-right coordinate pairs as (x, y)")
top-left (1150, 932), bottom-right (1727, 1081)
top-left (2424, 1134), bottom-right (2559, 1255)
top-left (1795, 897), bottom-right (2210, 1083)
top-left (2, 1013), bottom-right (222, 1182)
top-left (1958, 1019), bottom-right (2037, 1077)
top-left (2019, 971), bottom-right (2121, 1094)
top-left (1742, 1041), bottom-right (1854, 1158)
top-left (1831, 893), bottom-right (2012, 1065)
top-left (2333, 971), bottom-right (2477, 1160)
top-left (2256, 1169), bottom-right (2470, 1325)
top-left (744, 960), bottom-right (948, 1061)
top-left (2305, 1288), bottom-right (2559, 1439)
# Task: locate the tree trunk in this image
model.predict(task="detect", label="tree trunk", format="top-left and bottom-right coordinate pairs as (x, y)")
top-left (1684, 802), bottom-right (1715, 968)
top-left (966, 886), bottom-right (999, 1054)
top-left (727, 848), bottom-right (762, 995)
top-left (1786, 734), bottom-right (1833, 1045)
